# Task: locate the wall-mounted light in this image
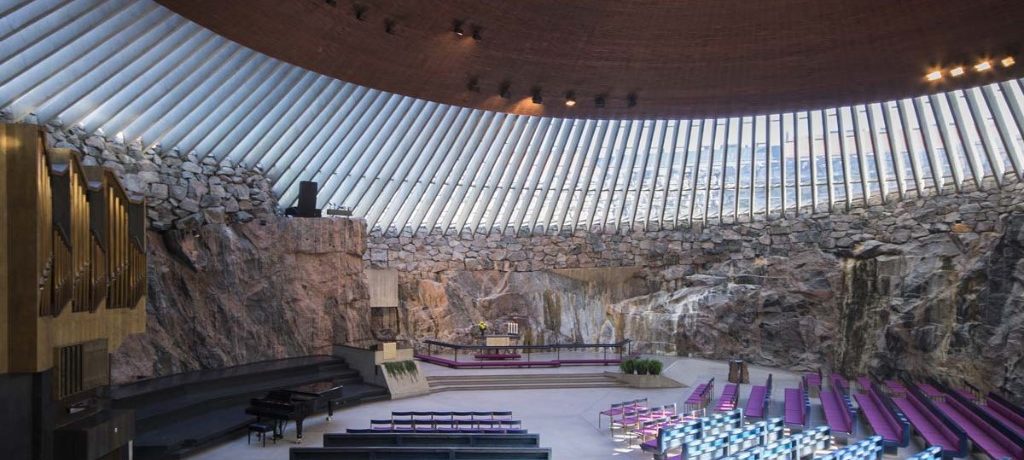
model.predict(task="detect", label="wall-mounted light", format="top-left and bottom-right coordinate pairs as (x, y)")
top-left (1002, 56), bottom-right (1016, 68)
top-left (949, 66), bottom-right (965, 77)
top-left (925, 70), bottom-right (943, 81)
top-left (974, 60), bottom-right (992, 72)
top-left (499, 82), bottom-right (511, 99)
top-left (594, 95), bottom-right (606, 108)
top-left (627, 93), bottom-right (638, 108)
top-left (472, 26), bottom-right (482, 41)
top-left (453, 20), bottom-right (465, 37)
top-left (564, 91), bottom-right (576, 107)
top-left (531, 88), bottom-right (543, 104)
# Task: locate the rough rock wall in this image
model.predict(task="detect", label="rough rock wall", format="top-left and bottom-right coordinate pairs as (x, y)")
top-left (41, 120), bottom-right (277, 230)
top-left (370, 179), bottom-right (1024, 399)
top-left (112, 217), bottom-right (372, 383)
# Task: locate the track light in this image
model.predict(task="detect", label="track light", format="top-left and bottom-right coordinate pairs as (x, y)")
top-left (974, 60), bottom-right (992, 72)
top-left (564, 91), bottom-right (576, 107)
top-left (472, 27), bottom-right (482, 41)
top-left (1002, 56), bottom-right (1016, 68)
top-left (627, 93), bottom-right (638, 108)
top-left (949, 66), bottom-right (965, 77)
top-left (594, 95), bottom-right (606, 108)
top-left (499, 82), bottom-right (511, 99)
top-left (467, 77), bottom-right (480, 92)
top-left (353, 4), bottom-right (367, 21)
top-left (453, 20), bottom-right (465, 37)
top-left (385, 18), bottom-right (396, 34)
top-left (531, 88), bottom-right (543, 104)
top-left (925, 71), bottom-right (942, 81)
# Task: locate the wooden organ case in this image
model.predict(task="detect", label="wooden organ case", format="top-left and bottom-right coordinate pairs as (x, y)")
top-left (1, 123), bottom-right (146, 460)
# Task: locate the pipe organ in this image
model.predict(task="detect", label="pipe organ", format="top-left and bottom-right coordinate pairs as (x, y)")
top-left (2, 123), bottom-right (145, 460)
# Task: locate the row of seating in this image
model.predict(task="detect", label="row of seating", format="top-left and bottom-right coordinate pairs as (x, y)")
top-left (599, 398), bottom-right (649, 429)
top-left (684, 378), bottom-right (716, 413)
top-left (612, 404), bottom-right (679, 435)
top-left (674, 418), bottom-right (785, 460)
top-left (815, 435), bottom-right (882, 460)
top-left (852, 379), bottom-right (909, 447)
top-left (981, 391), bottom-right (1024, 437)
top-left (355, 419), bottom-right (524, 434)
top-left (890, 383), bottom-right (968, 457)
top-left (717, 425), bottom-right (831, 460)
top-left (931, 384), bottom-right (1024, 460)
top-left (715, 384), bottom-right (740, 413)
top-left (783, 377), bottom-right (809, 427)
top-left (640, 409), bottom-right (744, 456)
top-left (293, 411), bottom-right (551, 460)
top-left (820, 374), bottom-right (856, 434)
top-left (743, 374), bottom-right (772, 420)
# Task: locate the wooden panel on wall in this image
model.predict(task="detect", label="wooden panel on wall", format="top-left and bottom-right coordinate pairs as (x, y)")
top-left (0, 123), bottom-right (9, 374)
top-left (366, 269), bottom-right (399, 308)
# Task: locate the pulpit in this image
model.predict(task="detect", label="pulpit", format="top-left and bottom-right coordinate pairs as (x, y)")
top-left (728, 359), bottom-right (749, 384)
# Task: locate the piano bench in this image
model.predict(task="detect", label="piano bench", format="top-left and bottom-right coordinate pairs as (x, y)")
top-left (248, 423), bottom-right (275, 447)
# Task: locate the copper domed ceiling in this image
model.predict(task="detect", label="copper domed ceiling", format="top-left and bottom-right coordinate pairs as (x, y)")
top-left (158, 0), bottom-right (1024, 118)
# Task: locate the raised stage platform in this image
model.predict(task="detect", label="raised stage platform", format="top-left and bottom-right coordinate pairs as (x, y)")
top-left (415, 340), bottom-right (631, 369)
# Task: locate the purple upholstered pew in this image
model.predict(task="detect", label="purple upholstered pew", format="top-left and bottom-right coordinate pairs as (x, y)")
top-left (820, 374), bottom-right (856, 435)
top-left (684, 378), bottom-right (715, 412)
top-left (744, 374), bottom-right (772, 419)
top-left (932, 388), bottom-right (1024, 460)
top-left (715, 383), bottom-right (739, 412)
top-left (892, 386), bottom-right (968, 457)
top-left (783, 377), bottom-right (809, 427)
top-left (885, 379), bottom-right (907, 398)
top-left (984, 393), bottom-right (1024, 437)
top-left (852, 378), bottom-right (909, 447)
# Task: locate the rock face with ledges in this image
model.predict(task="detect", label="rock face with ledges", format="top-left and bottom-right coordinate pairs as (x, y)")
top-left (111, 216), bottom-right (372, 383)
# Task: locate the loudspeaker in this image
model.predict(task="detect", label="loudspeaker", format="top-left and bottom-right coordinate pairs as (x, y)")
top-left (285, 181), bottom-right (322, 218)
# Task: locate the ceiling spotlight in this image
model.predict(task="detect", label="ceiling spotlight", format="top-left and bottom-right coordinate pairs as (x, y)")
top-left (564, 91), bottom-right (576, 107)
top-left (949, 66), bottom-right (965, 77)
top-left (531, 88), bottom-right (543, 104)
top-left (594, 95), bottom-right (606, 108)
top-left (384, 18), bottom-right (396, 35)
top-left (627, 93), bottom-right (638, 108)
top-left (353, 4), bottom-right (367, 21)
top-left (472, 27), bottom-right (482, 41)
top-left (1002, 56), bottom-right (1016, 68)
top-left (453, 20), bottom-right (465, 37)
top-left (499, 82), bottom-right (511, 99)
top-left (925, 70), bottom-right (943, 81)
top-left (974, 60), bottom-right (992, 72)
top-left (467, 76), bottom-right (480, 92)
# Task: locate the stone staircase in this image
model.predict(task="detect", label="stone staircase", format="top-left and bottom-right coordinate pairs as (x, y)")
top-left (426, 373), bottom-right (627, 392)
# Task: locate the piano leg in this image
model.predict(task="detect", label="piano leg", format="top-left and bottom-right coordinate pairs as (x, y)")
top-left (296, 418), bottom-right (304, 442)
top-left (326, 401), bottom-right (334, 421)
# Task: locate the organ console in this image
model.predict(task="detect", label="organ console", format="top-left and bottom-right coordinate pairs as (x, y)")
top-left (1, 123), bottom-right (147, 460)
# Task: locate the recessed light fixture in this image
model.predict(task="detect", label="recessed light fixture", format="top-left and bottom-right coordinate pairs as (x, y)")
top-left (467, 77), bottom-right (480, 92)
top-left (531, 88), bottom-right (543, 104)
top-left (499, 82), bottom-right (511, 99)
top-left (925, 70), bottom-right (943, 81)
top-left (385, 18), bottom-right (396, 35)
top-left (325, 0), bottom-right (336, 6)
top-left (627, 93), bottom-right (638, 108)
top-left (974, 60), bottom-right (992, 72)
top-left (594, 95), bottom-right (606, 108)
top-left (472, 27), bottom-right (482, 41)
top-left (453, 20), bottom-right (465, 37)
top-left (564, 91), bottom-right (576, 107)
top-left (950, 66), bottom-right (966, 77)
top-left (1001, 56), bottom-right (1016, 68)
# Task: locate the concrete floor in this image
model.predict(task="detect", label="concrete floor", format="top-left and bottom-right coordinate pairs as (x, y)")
top-left (184, 355), bottom-right (928, 460)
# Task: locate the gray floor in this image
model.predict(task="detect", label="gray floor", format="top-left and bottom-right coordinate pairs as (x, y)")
top-left (184, 355), bottom-right (927, 460)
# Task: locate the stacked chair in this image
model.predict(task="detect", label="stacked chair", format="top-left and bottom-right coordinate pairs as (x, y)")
top-left (291, 410), bottom-right (550, 459)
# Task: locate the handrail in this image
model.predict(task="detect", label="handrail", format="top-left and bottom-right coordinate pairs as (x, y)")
top-left (421, 339), bottom-right (630, 351)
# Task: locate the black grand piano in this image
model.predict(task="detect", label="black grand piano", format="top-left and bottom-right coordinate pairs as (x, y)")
top-left (245, 381), bottom-right (344, 442)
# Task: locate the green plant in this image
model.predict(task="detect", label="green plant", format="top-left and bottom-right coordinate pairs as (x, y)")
top-left (620, 358), bottom-right (636, 374)
top-left (383, 360), bottom-right (418, 378)
top-left (647, 359), bottom-right (663, 376)
top-left (635, 359), bottom-right (651, 375)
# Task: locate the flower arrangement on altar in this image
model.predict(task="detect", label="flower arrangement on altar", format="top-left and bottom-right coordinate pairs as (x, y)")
top-left (476, 321), bottom-right (488, 337)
